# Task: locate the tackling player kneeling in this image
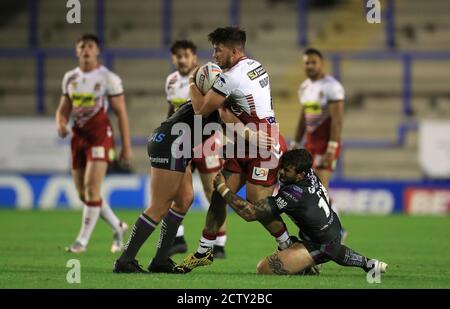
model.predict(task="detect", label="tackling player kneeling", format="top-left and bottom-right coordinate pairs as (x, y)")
top-left (212, 149), bottom-right (387, 276)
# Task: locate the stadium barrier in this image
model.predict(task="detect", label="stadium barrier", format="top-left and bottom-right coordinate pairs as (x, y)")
top-left (1, 173), bottom-right (448, 215)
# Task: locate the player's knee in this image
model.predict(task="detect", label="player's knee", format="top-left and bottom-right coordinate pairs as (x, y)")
top-left (174, 193), bottom-right (193, 212)
top-left (143, 207), bottom-right (164, 223)
top-left (183, 192), bottom-right (194, 209)
top-left (84, 185), bottom-right (100, 201)
top-left (78, 193), bottom-right (85, 203)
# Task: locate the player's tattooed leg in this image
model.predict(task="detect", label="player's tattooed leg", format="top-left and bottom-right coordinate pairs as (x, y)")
top-left (267, 252), bottom-right (290, 275)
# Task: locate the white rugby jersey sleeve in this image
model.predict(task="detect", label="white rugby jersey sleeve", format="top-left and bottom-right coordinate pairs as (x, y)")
top-left (325, 80), bottom-right (345, 102)
top-left (61, 72), bottom-right (69, 95)
top-left (297, 81), bottom-right (308, 104)
top-left (211, 72), bottom-right (239, 98)
top-left (164, 75), bottom-right (172, 101)
top-left (106, 71), bottom-right (124, 96)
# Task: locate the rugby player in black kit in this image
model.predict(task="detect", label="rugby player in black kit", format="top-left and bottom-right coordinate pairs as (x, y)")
top-left (113, 102), bottom-right (222, 273)
top-left (212, 149), bottom-right (388, 276)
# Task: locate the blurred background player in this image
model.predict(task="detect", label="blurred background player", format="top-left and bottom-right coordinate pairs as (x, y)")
top-left (177, 26), bottom-right (290, 272)
top-left (290, 48), bottom-right (347, 240)
top-left (56, 34), bottom-right (131, 253)
top-left (213, 149), bottom-right (387, 276)
top-left (164, 40), bottom-right (228, 258)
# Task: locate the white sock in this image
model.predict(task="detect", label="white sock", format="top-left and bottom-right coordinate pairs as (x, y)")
top-left (215, 234), bottom-right (227, 247)
top-left (100, 201), bottom-right (121, 232)
top-left (275, 230), bottom-right (292, 250)
top-left (76, 202), bottom-right (101, 246)
top-left (197, 236), bottom-right (216, 254)
top-left (176, 225), bottom-right (185, 237)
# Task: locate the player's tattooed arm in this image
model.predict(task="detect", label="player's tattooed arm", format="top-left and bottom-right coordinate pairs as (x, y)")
top-left (214, 172), bottom-right (275, 222)
top-left (222, 193), bottom-right (274, 223)
top-left (267, 252), bottom-right (290, 275)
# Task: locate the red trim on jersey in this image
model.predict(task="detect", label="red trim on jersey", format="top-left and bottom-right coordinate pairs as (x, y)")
top-left (235, 111), bottom-right (266, 125)
top-left (168, 75), bottom-right (178, 85)
top-left (245, 94), bottom-right (257, 116)
top-left (72, 107), bottom-right (111, 133)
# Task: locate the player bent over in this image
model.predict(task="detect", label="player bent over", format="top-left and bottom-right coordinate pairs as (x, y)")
top-left (212, 149), bottom-right (388, 276)
top-left (56, 34), bottom-right (131, 253)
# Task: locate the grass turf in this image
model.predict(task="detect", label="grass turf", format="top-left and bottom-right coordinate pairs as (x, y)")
top-left (0, 209), bottom-right (449, 289)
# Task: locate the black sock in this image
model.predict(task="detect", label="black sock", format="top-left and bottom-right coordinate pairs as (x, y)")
top-left (327, 243), bottom-right (370, 271)
top-left (153, 208), bottom-right (185, 263)
top-left (119, 213), bottom-right (157, 262)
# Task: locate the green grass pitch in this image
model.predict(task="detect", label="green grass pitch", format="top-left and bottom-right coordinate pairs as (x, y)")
top-left (0, 209), bottom-right (449, 288)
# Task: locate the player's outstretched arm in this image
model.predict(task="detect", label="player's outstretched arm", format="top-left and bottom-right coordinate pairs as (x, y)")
top-left (55, 95), bottom-right (72, 138)
top-left (110, 94), bottom-right (132, 165)
top-left (328, 100), bottom-right (344, 143)
top-left (213, 172), bottom-right (274, 223)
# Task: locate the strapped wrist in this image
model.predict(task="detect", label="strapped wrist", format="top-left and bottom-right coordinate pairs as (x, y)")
top-left (216, 183), bottom-right (229, 198)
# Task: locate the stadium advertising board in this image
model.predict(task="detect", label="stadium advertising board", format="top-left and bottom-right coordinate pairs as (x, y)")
top-left (0, 118), bottom-right (70, 172)
top-left (404, 188), bottom-right (450, 215)
top-left (0, 174), bottom-right (448, 214)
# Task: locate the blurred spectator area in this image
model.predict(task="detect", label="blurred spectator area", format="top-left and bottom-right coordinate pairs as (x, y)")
top-left (0, 0), bottom-right (449, 178)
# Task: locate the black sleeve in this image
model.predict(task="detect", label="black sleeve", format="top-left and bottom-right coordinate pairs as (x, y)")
top-left (269, 185), bottom-right (304, 216)
top-left (267, 188), bottom-right (296, 216)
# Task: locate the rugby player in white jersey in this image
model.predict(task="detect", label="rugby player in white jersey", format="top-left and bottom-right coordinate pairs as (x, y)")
top-left (290, 48), bottom-right (347, 240)
top-left (176, 26), bottom-right (291, 272)
top-left (56, 34), bottom-right (131, 254)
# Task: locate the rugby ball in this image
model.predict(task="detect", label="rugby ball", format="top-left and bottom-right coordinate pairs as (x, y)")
top-left (195, 62), bottom-right (222, 95)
